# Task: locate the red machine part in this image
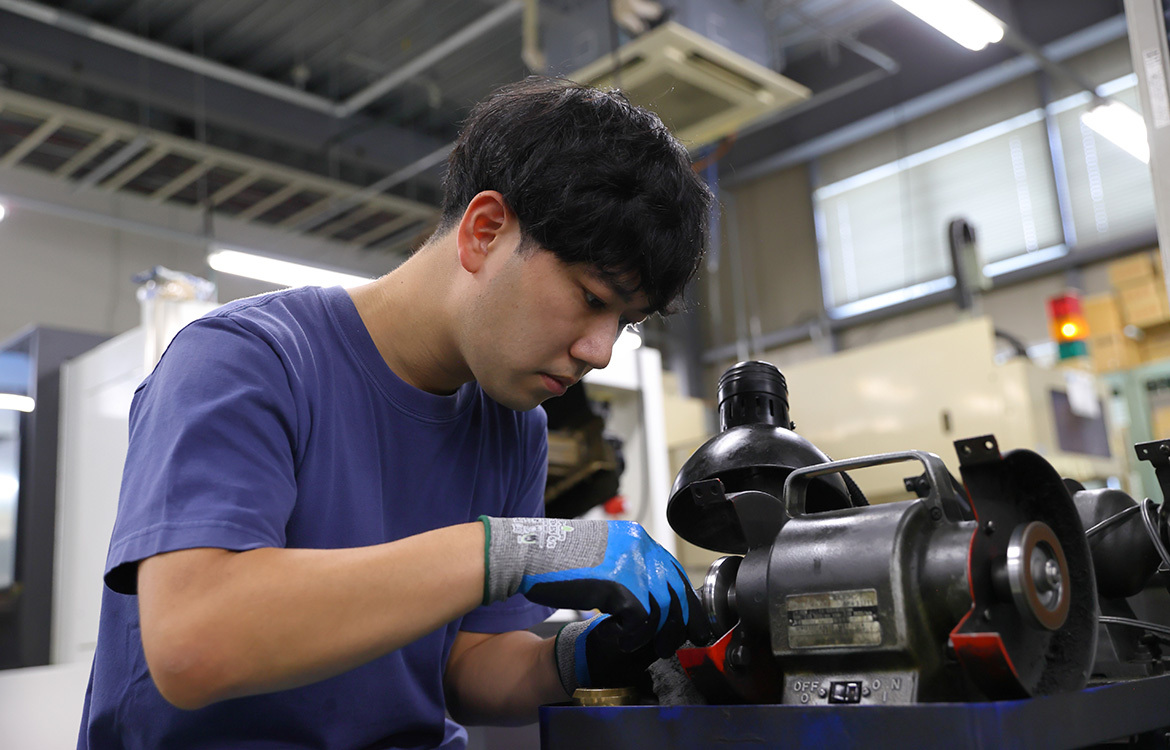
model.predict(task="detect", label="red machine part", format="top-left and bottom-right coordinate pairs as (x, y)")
top-left (676, 627), bottom-right (782, 704)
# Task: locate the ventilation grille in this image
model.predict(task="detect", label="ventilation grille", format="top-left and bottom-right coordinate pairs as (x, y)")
top-left (572, 22), bottom-right (810, 148)
top-left (0, 89), bottom-right (438, 251)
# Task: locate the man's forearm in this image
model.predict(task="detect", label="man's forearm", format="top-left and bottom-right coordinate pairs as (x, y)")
top-left (444, 630), bottom-right (568, 726)
top-left (138, 522), bottom-right (487, 709)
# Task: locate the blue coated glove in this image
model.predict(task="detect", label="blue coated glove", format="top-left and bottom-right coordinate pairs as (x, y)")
top-left (554, 614), bottom-right (658, 693)
top-left (480, 516), bottom-right (711, 654)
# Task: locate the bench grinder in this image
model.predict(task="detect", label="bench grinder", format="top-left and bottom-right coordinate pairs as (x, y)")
top-left (669, 361), bottom-right (1098, 705)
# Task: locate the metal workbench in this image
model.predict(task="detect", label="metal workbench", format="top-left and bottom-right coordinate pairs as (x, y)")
top-left (540, 674), bottom-right (1170, 749)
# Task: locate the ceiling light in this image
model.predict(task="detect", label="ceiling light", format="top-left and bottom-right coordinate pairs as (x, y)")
top-left (207, 247), bottom-right (374, 289)
top-left (0, 394), bottom-right (34, 413)
top-left (1081, 101), bottom-right (1150, 163)
top-left (0, 204), bottom-right (7, 223)
top-left (890, 0), bottom-right (1005, 51)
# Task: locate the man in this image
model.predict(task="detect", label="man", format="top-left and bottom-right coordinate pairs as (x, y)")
top-left (79, 76), bottom-right (712, 749)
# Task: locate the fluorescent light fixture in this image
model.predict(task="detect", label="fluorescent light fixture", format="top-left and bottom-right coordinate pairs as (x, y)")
top-left (615, 326), bottom-right (643, 351)
top-left (891, 0), bottom-right (1005, 51)
top-left (207, 247), bottom-right (374, 289)
top-left (0, 394), bottom-right (34, 413)
top-left (0, 203), bottom-right (7, 223)
top-left (1081, 101), bottom-right (1150, 164)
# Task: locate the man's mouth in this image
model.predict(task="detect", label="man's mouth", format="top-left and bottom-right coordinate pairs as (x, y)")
top-left (540, 373), bottom-right (571, 395)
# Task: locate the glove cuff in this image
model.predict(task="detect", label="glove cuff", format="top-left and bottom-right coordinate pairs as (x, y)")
top-left (482, 516), bottom-right (608, 603)
top-left (478, 516), bottom-right (492, 606)
top-left (482, 516), bottom-right (531, 603)
top-left (554, 616), bottom-right (602, 694)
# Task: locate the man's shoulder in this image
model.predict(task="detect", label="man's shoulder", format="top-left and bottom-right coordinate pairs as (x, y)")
top-left (203, 286), bottom-right (329, 328)
top-left (175, 285), bottom-right (345, 355)
top-left (143, 286), bottom-right (347, 393)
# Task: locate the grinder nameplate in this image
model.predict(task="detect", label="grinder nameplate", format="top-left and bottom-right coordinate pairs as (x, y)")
top-left (786, 589), bottom-right (882, 648)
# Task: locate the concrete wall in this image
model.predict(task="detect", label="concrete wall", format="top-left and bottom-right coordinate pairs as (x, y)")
top-left (0, 166), bottom-right (406, 343)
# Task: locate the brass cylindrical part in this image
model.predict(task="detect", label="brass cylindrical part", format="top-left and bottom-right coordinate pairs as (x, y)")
top-left (571, 687), bottom-right (640, 706)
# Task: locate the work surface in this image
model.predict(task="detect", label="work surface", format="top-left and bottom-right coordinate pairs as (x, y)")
top-left (540, 674), bottom-right (1170, 750)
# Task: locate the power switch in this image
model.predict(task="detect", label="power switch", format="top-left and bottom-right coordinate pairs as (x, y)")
top-left (828, 681), bottom-right (863, 704)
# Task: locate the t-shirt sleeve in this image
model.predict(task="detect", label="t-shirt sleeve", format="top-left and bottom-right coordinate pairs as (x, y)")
top-left (460, 407), bottom-right (555, 633)
top-left (104, 315), bottom-right (300, 595)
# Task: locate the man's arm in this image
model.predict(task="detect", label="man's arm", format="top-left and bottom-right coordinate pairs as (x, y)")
top-left (141, 515), bottom-right (703, 712)
top-left (137, 522), bottom-right (486, 710)
top-left (444, 630), bottom-right (566, 726)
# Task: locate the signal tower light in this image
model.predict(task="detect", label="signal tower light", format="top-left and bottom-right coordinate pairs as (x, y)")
top-left (1048, 292), bottom-right (1089, 360)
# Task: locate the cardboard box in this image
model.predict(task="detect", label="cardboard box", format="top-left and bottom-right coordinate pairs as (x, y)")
top-left (1082, 293), bottom-right (1123, 338)
top-left (1152, 405), bottom-right (1170, 440)
top-left (1090, 333), bottom-right (1141, 373)
top-left (1142, 323), bottom-right (1170, 363)
top-left (1109, 251), bottom-right (1158, 288)
top-left (663, 395), bottom-right (712, 448)
top-left (1118, 279), bottom-right (1170, 328)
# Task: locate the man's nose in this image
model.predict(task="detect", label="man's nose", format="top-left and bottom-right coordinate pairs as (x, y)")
top-left (571, 319), bottom-right (616, 372)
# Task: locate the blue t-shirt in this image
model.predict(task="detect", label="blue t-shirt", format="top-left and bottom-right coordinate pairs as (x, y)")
top-left (79, 285), bottom-right (553, 750)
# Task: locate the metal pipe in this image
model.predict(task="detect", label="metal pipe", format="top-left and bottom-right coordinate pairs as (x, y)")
top-left (335, 1), bottom-right (524, 118)
top-left (739, 66), bottom-right (895, 140)
top-left (1000, 28), bottom-right (1107, 106)
top-left (725, 14), bottom-right (1130, 188)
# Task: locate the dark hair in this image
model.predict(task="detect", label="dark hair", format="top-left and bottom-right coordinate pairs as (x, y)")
top-left (439, 76), bottom-right (711, 313)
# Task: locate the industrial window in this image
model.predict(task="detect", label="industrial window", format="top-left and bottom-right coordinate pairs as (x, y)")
top-left (1049, 74), bottom-right (1155, 250)
top-left (814, 110), bottom-right (1065, 317)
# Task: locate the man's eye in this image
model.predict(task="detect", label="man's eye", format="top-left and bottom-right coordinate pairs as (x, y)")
top-left (585, 291), bottom-right (606, 310)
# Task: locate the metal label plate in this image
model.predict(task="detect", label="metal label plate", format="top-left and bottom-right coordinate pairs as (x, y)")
top-left (786, 588), bottom-right (881, 648)
top-left (783, 672), bottom-right (917, 705)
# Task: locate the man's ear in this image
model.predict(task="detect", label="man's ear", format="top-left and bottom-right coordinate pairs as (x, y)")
top-left (456, 191), bottom-right (514, 274)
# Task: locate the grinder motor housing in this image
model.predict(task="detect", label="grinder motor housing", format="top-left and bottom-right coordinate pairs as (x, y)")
top-left (669, 362), bottom-right (1098, 705)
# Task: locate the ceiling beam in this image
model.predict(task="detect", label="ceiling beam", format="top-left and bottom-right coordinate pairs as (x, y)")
top-left (297, 142), bottom-right (451, 232)
top-left (0, 12), bottom-right (448, 190)
top-left (0, 0), bottom-right (337, 114)
top-left (234, 181), bottom-right (303, 222)
top-left (54, 130), bottom-right (116, 178)
top-left (0, 114), bottom-right (62, 168)
top-left (209, 171), bottom-right (261, 206)
top-left (73, 135), bottom-right (148, 190)
top-left (149, 158), bottom-right (216, 203)
top-left (99, 144), bottom-right (168, 191)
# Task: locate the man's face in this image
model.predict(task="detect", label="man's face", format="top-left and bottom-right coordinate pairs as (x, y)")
top-left (460, 247), bottom-right (651, 411)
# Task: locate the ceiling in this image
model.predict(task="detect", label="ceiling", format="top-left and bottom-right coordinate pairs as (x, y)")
top-left (0, 0), bottom-right (1134, 257)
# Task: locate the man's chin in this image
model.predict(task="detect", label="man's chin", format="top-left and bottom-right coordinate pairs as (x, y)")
top-left (481, 385), bottom-right (547, 412)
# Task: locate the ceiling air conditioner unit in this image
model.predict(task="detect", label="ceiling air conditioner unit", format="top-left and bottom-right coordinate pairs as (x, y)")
top-left (540, 1), bottom-right (810, 149)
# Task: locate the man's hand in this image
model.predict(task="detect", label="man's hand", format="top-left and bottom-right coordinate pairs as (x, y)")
top-left (554, 614), bottom-right (659, 693)
top-left (480, 517), bottom-right (711, 654)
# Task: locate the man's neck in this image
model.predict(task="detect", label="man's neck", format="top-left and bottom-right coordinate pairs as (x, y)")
top-left (347, 244), bottom-right (472, 395)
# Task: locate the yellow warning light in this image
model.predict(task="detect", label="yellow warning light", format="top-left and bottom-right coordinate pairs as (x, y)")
top-left (1061, 322), bottom-right (1079, 339)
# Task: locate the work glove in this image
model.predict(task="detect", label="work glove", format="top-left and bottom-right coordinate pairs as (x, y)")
top-left (479, 516), bottom-right (710, 656)
top-left (554, 613), bottom-right (658, 693)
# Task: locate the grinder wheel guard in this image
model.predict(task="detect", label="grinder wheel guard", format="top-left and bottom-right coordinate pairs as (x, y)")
top-left (949, 436), bottom-right (1097, 698)
top-left (668, 361), bottom-right (1098, 704)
